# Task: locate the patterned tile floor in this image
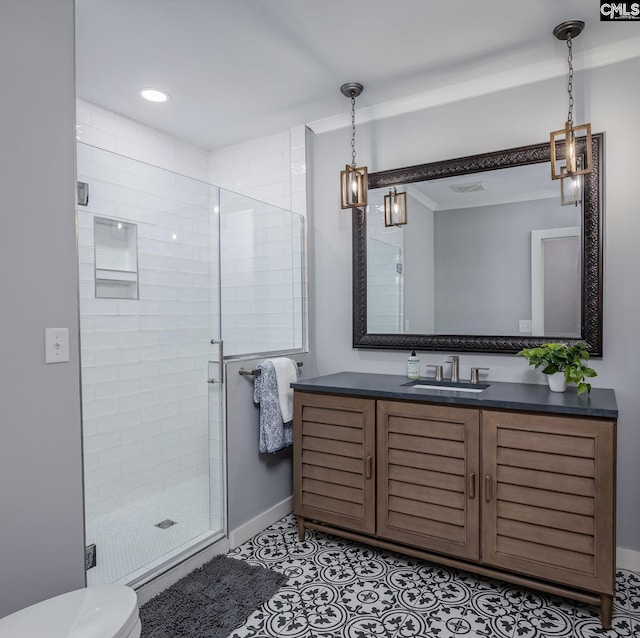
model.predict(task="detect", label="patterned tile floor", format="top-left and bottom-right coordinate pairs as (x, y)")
top-left (228, 514), bottom-right (640, 638)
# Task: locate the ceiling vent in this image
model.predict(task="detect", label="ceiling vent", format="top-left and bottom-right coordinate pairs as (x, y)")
top-left (450, 181), bottom-right (486, 193)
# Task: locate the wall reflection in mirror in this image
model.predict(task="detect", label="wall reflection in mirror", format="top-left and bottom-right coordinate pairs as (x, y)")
top-left (366, 162), bottom-right (582, 338)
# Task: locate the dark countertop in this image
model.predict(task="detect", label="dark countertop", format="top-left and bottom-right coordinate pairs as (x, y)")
top-left (291, 372), bottom-right (618, 419)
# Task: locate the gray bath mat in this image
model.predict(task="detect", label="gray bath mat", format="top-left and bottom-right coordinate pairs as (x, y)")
top-left (139, 554), bottom-right (287, 637)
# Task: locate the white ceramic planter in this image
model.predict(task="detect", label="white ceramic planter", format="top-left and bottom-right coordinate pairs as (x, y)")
top-left (547, 372), bottom-right (567, 393)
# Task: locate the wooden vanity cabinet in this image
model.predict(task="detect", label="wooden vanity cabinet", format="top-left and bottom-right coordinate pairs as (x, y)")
top-left (293, 391), bottom-right (616, 627)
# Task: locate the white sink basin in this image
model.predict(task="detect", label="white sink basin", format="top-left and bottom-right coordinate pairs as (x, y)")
top-left (410, 383), bottom-right (487, 393)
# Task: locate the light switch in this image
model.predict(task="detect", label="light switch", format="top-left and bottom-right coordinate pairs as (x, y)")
top-left (45, 328), bottom-right (70, 363)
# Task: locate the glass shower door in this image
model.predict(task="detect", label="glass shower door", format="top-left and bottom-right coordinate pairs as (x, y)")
top-left (77, 143), bottom-right (225, 585)
top-left (218, 189), bottom-right (305, 357)
top-left (207, 208), bottom-right (225, 537)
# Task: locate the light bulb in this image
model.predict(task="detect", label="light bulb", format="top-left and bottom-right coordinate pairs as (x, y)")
top-left (567, 131), bottom-right (577, 173)
top-left (116, 222), bottom-right (123, 230)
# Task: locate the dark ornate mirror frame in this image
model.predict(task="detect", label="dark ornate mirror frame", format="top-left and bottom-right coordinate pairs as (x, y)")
top-left (353, 134), bottom-right (603, 355)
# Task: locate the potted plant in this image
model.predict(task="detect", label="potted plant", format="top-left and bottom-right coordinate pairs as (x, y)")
top-left (516, 341), bottom-right (597, 394)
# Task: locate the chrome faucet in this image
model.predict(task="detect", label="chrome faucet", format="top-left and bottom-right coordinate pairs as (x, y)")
top-left (446, 356), bottom-right (459, 383)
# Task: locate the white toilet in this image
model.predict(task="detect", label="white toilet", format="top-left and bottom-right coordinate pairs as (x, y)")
top-left (0, 584), bottom-right (141, 638)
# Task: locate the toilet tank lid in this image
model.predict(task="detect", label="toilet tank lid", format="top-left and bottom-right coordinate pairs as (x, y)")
top-left (0, 585), bottom-right (139, 638)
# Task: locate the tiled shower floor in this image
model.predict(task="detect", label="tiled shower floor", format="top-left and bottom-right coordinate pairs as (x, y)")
top-left (228, 514), bottom-right (640, 638)
top-left (86, 476), bottom-right (221, 585)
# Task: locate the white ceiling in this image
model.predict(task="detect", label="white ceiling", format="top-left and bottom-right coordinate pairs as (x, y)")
top-left (75, 0), bottom-right (640, 150)
top-left (369, 163), bottom-right (560, 212)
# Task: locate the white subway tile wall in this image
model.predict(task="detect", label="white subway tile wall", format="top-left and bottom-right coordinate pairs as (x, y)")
top-left (76, 99), bottom-right (209, 181)
top-left (208, 126), bottom-right (307, 216)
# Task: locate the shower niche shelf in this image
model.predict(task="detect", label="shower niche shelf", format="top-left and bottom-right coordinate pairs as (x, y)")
top-left (94, 216), bottom-right (139, 299)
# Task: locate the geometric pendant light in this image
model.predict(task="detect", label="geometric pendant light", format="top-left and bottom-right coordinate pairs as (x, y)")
top-left (339, 83), bottom-right (368, 209)
top-left (549, 19), bottom-right (593, 206)
top-left (384, 187), bottom-right (408, 227)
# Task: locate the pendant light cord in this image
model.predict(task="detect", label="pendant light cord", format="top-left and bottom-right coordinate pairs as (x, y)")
top-left (351, 95), bottom-right (357, 169)
top-left (566, 34), bottom-right (574, 126)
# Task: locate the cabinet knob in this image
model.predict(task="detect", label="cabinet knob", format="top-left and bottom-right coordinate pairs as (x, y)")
top-left (365, 456), bottom-right (373, 480)
top-left (468, 473), bottom-right (476, 499)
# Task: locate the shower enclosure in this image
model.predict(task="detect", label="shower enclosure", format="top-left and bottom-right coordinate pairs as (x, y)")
top-left (77, 143), bottom-right (304, 585)
top-left (367, 238), bottom-right (403, 333)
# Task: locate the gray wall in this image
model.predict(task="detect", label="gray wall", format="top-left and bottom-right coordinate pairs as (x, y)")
top-left (434, 199), bottom-right (578, 334)
top-left (310, 58), bottom-right (640, 553)
top-left (225, 355), bottom-right (311, 531)
top-left (0, 0), bottom-right (85, 618)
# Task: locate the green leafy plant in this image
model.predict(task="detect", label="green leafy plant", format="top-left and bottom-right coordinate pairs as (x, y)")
top-left (516, 341), bottom-right (597, 395)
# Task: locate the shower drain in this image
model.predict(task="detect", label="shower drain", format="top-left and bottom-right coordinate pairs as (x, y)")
top-left (154, 519), bottom-right (177, 529)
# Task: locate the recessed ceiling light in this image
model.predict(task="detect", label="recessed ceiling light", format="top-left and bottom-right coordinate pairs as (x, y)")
top-left (140, 88), bottom-right (170, 103)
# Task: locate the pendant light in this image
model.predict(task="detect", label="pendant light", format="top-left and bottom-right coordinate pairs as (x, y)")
top-left (340, 83), bottom-right (368, 209)
top-left (560, 175), bottom-right (582, 206)
top-left (384, 187), bottom-right (408, 227)
top-left (560, 157), bottom-right (583, 206)
top-left (550, 20), bottom-right (593, 203)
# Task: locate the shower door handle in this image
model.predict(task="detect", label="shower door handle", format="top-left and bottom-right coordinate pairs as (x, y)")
top-left (208, 339), bottom-right (224, 384)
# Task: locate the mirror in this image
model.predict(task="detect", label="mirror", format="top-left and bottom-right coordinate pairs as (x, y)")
top-left (353, 134), bottom-right (603, 354)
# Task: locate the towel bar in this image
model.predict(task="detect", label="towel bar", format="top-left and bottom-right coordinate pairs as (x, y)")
top-left (239, 361), bottom-right (303, 377)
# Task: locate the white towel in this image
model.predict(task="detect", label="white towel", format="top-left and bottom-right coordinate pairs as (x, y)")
top-left (267, 357), bottom-right (298, 423)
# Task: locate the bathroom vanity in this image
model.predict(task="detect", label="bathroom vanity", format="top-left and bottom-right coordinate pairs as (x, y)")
top-left (291, 372), bottom-right (618, 627)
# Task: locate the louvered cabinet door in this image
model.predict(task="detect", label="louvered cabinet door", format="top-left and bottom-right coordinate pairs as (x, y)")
top-left (376, 401), bottom-right (480, 561)
top-left (293, 392), bottom-right (376, 535)
top-left (482, 410), bottom-right (615, 595)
